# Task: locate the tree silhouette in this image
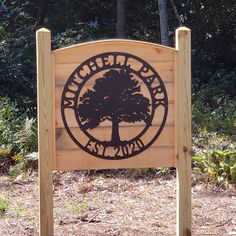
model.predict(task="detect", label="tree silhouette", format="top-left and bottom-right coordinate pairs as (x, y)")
top-left (77, 69), bottom-right (151, 145)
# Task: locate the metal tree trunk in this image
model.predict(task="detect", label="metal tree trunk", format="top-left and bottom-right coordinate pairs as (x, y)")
top-left (111, 117), bottom-right (121, 144)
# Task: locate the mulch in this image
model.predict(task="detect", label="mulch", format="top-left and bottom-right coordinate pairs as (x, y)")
top-left (0, 170), bottom-right (235, 235)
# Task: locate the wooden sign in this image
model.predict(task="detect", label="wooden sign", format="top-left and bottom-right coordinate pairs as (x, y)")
top-left (36, 27), bottom-right (191, 236)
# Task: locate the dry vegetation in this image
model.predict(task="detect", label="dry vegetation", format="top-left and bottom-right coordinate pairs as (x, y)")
top-left (0, 170), bottom-right (236, 236)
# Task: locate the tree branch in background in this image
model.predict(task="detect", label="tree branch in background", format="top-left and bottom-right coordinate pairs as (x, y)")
top-left (169, 0), bottom-right (183, 26)
top-left (158, 0), bottom-right (169, 46)
top-left (116, 0), bottom-right (127, 38)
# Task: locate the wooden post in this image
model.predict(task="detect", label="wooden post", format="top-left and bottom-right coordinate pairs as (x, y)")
top-left (36, 28), bottom-right (54, 236)
top-left (175, 27), bottom-right (191, 236)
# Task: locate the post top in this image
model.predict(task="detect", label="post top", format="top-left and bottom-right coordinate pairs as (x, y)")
top-left (37, 28), bottom-right (50, 33)
top-left (176, 26), bottom-right (191, 32)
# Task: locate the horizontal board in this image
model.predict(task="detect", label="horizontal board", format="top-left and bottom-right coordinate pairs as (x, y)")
top-left (54, 61), bottom-right (174, 85)
top-left (55, 102), bottom-right (174, 128)
top-left (55, 146), bottom-right (175, 170)
top-left (55, 82), bottom-right (174, 108)
top-left (53, 39), bottom-right (176, 53)
top-left (56, 125), bottom-right (174, 150)
top-left (53, 40), bottom-right (175, 64)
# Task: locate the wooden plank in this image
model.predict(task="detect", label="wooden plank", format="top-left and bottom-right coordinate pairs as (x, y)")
top-left (53, 39), bottom-right (177, 53)
top-left (52, 54), bottom-right (56, 169)
top-left (56, 125), bottom-right (174, 150)
top-left (55, 103), bottom-right (175, 128)
top-left (53, 40), bottom-right (175, 64)
top-left (55, 146), bottom-right (175, 171)
top-left (36, 28), bottom-right (54, 236)
top-left (55, 82), bottom-right (174, 109)
top-left (54, 61), bottom-right (174, 85)
top-left (175, 27), bottom-right (192, 236)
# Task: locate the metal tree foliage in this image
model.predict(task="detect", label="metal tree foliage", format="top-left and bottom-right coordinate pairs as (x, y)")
top-left (77, 69), bottom-right (151, 144)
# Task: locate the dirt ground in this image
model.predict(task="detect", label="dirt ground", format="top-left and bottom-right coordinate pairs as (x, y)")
top-left (0, 170), bottom-right (235, 236)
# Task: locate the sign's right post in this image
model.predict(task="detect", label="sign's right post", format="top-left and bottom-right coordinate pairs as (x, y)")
top-left (175, 27), bottom-right (192, 236)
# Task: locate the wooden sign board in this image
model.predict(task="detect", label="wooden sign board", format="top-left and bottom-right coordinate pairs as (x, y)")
top-left (37, 27), bottom-right (191, 236)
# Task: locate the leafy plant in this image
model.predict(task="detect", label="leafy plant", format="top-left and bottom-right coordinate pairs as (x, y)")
top-left (13, 117), bottom-right (38, 154)
top-left (0, 194), bottom-right (9, 213)
top-left (0, 97), bottom-right (21, 146)
top-left (9, 152), bottom-right (38, 178)
top-left (192, 82), bottom-right (236, 135)
top-left (193, 148), bottom-right (236, 185)
top-left (0, 147), bottom-right (14, 173)
top-left (156, 167), bottom-right (171, 176)
top-left (0, 97), bottom-right (38, 175)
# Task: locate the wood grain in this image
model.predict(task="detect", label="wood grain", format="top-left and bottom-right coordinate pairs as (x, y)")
top-left (36, 28), bottom-right (54, 236)
top-left (175, 27), bottom-right (192, 236)
top-left (56, 125), bottom-right (174, 150)
top-left (55, 146), bottom-right (175, 171)
top-left (52, 39), bottom-right (176, 172)
top-left (55, 102), bottom-right (174, 128)
top-left (55, 82), bottom-right (174, 109)
top-left (54, 61), bottom-right (174, 85)
top-left (53, 39), bottom-right (176, 64)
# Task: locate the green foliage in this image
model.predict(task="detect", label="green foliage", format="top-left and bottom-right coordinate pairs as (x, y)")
top-left (193, 132), bottom-right (236, 186)
top-left (0, 25), bottom-right (10, 40)
top-left (9, 152), bottom-right (38, 178)
top-left (0, 0), bottom-right (235, 119)
top-left (0, 147), bottom-right (14, 173)
top-left (0, 97), bottom-right (38, 175)
top-left (14, 118), bottom-right (37, 154)
top-left (193, 97), bottom-right (236, 135)
top-left (0, 194), bottom-right (9, 213)
top-left (0, 97), bottom-right (21, 146)
top-left (67, 202), bottom-right (89, 213)
top-left (0, 1), bottom-right (37, 115)
top-left (0, 97), bottom-right (38, 151)
top-left (156, 167), bottom-right (171, 176)
top-left (0, 147), bottom-right (12, 158)
top-left (192, 70), bottom-right (236, 135)
top-left (193, 148), bottom-right (236, 185)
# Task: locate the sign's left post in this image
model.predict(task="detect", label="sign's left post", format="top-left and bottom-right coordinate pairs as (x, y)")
top-left (36, 28), bottom-right (54, 236)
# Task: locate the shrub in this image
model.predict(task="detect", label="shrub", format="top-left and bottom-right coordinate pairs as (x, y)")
top-left (0, 97), bottom-right (38, 175)
top-left (9, 152), bottom-right (38, 178)
top-left (0, 97), bottom-right (22, 146)
top-left (193, 148), bottom-right (236, 186)
top-left (192, 70), bottom-right (236, 135)
top-left (0, 147), bottom-right (14, 173)
top-left (193, 132), bottom-right (236, 186)
top-left (13, 118), bottom-right (37, 154)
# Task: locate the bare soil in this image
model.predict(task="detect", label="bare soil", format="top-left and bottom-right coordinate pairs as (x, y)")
top-left (0, 170), bottom-right (236, 236)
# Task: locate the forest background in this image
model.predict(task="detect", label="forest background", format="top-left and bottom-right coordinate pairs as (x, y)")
top-left (0, 0), bottom-right (235, 185)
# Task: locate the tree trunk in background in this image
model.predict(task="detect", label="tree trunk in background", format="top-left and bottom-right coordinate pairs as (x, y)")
top-left (117, 0), bottom-right (127, 38)
top-left (158, 0), bottom-right (169, 46)
top-left (38, 0), bottom-right (49, 26)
